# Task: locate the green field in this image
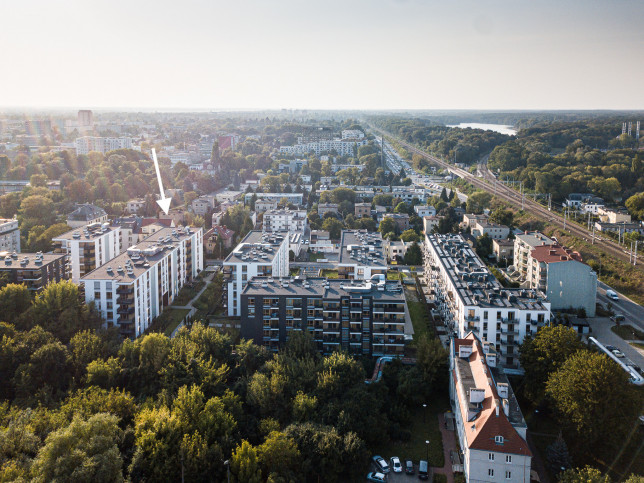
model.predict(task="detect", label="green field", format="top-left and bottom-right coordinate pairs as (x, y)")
top-left (405, 286), bottom-right (433, 341)
top-left (320, 269), bottom-right (339, 279)
top-left (152, 308), bottom-right (191, 337)
top-left (172, 281), bottom-right (205, 306)
top-left (611, 324), bottom-right (644, 340)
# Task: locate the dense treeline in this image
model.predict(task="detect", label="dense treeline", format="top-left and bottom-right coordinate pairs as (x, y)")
top-left (370, 117), bottom-right (510, 165)
top-left (0, 280), bottom-right (449, 482)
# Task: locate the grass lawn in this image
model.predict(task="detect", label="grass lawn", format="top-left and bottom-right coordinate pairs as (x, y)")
top-left (387, 270), bottom-right (401, 280)
top-left (172, 281), bottom-right (205, 306)
top-left (154, 308), bottom-right (191, 337)
top-left (289, 268), bottom-right (300, 276)
top-left (405, 286), bottom-right (432, 341)
top-left (309, 252), bottom-right (326, 262)
top-left (611, 324), bottom-right (644, 340)
top-left (372, 396), bottom-right (448, 468)
top-left (631, 342), bottom-right (644, 350)
top-left (320, 269), bottom-right (339, 279)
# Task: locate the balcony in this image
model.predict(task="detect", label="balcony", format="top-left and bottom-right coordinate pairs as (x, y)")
top-left (500, 327), bottom-right (519, 335)
top-left (117, 296), bottom-right (134, 305)
top-left (116, 286), bottom-right (134, 295)
top-left (117, 306), bottom-right (134, 315)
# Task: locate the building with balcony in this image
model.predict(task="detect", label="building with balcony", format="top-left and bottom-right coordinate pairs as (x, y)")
top-left (223, 231), bottom-right (289, 317)
top-left (424, 234), bottom-right (551, 370)
top-left (263, 209), bottom-right (308, 234)
top-left (513, 232), bottom-right (555, 279)
top-left (450, 333), bottom-right (532, 483)
top-left (74, 136), bottom-right (132, 155)
top-left (526, 244), bottom-right (596, 316)
top-left (0, 218), bottom-right (20, 253)
top-left (338, 230), bottom-right (387, 280)
top-left (82, 226), bottom-right (203, 338)
top-left (415, 205), bottom-right (437, 217)
top-left (244, 192), bottom-right (304, 206)
top-left (0, 251), bottom-right (69, 291)
top-left (53, 223), bottom-right (121, 283)
top-left (240, 276), bottom-right (410, 356)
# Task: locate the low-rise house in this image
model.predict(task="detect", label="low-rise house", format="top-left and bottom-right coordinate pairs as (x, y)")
top-left (318, 203), bottom-right (339, 217)
top-left (355, 203), bottom-right (372, 218)
top-left (472, 222), bottom-right (510, 240)
top-left (126, 198), bottom-right (146, 214)
top-left (462, 213), bottom-right (489, 230)
top-left (67, 204), bottom-right (108, 228)
top-left (191, 195), bottom-right (217, 216)
top-left (598, 207), bottom-right (631, 224)
top-left (594, 221), bottom-right (643, 235)
top-left (492, 239), bottom-right (514, 262)
top-left (414, 205), bottom-right (437, 217)
top-left (204, 225), bottom-right (235, 255)
top-left (423, 215), bottom-right (443, 233)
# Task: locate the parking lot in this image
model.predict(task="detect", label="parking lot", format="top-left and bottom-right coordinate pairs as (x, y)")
top-left (370, 460), bottom-right (431, 482)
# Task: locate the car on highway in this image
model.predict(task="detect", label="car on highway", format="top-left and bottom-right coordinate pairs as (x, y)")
top-left (366, 472), bottom-right (387, 482)
top-left (605, 345), bottom-right (617, 351)
top-left (606, 289), bottom-right (619, 301)
top-left (390, 457), bottom-right (402, 473)
top-left (372, 455), bottom-right (390, 474)
top-left (612, 349), bottom-right (626, 358)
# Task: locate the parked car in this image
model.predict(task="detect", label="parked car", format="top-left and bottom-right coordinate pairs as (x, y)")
top-left (605, 345), bottom-right (617, 351)
top-left (418, 460), bottom-right (429, 480)
top-left (405, 460), bottom-right (415, 475)
top-left (372, 455), bottom-right (390, 474)
top-left (367, 472), bottom-right (387, 482)
top-left (610, 313), bottom-right (625, 324)
top-left (390, 457), bottom-right (402, 473)
top-left (612, 349), bottom-right (625, 358)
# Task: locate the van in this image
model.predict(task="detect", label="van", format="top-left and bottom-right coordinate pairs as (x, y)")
top-left (606, 290), bottom-right (619, 301)
top-left (418, 460), bottom-right (429, 480)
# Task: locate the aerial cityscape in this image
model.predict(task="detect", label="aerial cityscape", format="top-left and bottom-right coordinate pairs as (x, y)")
top-left (0, 1), bottom-right (643, 483)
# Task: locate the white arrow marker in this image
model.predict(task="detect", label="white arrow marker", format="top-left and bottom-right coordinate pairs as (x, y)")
top-left (151, 148), bottom-right (172, 215)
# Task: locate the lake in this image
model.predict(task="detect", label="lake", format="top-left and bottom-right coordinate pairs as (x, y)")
top-left (447, 123), bottom-right (517, 136)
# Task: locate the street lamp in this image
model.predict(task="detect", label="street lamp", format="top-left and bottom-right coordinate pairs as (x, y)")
top-left (224, 460), bottom-right (230, 483)
top-left (425, 440), bottom-right (430, 463)
top-left (423, 403), bottom-right (427, 423)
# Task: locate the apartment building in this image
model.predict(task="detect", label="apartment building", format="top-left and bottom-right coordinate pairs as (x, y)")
top-left (318, 203), bottom-right (339, 217)
top-left (222, 231), bottom-right (290, 317)
top-left (472, 222), bottom-right (510, 240)
top-left (0, 218), bottom-right (20, 253)
top-left (414, 205), bottom-right (437, 217)
top-left (423, 215), bottom-right (442, 233)
top-left (126, 198), bottom-right (146, 214)
top-left (0, 251), bottom-right (69, 291)
top-left (526, 244), bottom-right (597, 316)
top-left (255, 200), bottom-right (279, 213)
top-left (341, 129), bottom-right (365, 139)
top-left (424, 234), bottom-right (551, 370)
top-left (244, 192), bottom-right (304, 206)
top-left (112, 216), bottom-right (143, 250)
top-left (74, 136), bottom-right (132, 155)
top-left (191, 195), bottom-right (217, 216)
top-left (450, 333), bottom-right (532, 483)
top-left (279, 138), bottom-right (368, 157)
top-left (338, 230), bottom-right (387, 280)
top-left (240, 276), bottom-right (409, 356)
top-left (355, 203), bottom-right (372, 218)
top-left (513, 232), bottom-right (555, 279)
top-left (462, 214), bottom-right (489, 230)
top-left (263, 209), bottom-right (308, 234)
top-left (53, 223), bottom-right (121, 283)
top-left (598, 207), bottom-right (631, 224)
top-left (67, 204), bottom-right (108, 228)
top-left (82, 226), bottom-right (203, 338)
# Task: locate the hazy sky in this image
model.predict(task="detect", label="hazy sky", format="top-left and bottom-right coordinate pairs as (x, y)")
top-left (2, 0), bottom-right (643, 110)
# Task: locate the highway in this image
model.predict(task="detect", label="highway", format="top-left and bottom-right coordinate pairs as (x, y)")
top-left (370, 125), bottom-right (643, 271)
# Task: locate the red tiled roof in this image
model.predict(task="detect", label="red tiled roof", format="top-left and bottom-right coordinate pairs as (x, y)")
top-left (453, 333), bottom-right (532, 456)
top-left (530, 243), bottom-right (583, 264)
top-left (210, 224), bottom-right (234, 240)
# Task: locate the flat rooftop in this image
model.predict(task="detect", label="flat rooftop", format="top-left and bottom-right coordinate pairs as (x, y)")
top-left (224, 230), bottom-right (288, 264)
top-left (339, 230), bottom-right (386, 267)
top-left (515, 232), bottom-right (554, 248)
top-left (82, 227), bottom-right (197, 282)
top-left (0, 252), bottom-right (65, 270)
top-left (242, 276), bottom-right (406, 301)
top-left (426, 234), bottom-right (548, 310)
top-left (53, 222), bottom-right (119, 241)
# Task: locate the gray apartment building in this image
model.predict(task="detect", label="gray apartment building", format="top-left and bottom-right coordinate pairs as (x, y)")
top-left (240, 276), bottom-right (411, 356)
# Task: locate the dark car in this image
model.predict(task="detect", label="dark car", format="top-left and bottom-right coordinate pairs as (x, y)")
top-left (405, 460), bottom-right (415, 475)
top-left (372, 455), bottom-right (390, 474)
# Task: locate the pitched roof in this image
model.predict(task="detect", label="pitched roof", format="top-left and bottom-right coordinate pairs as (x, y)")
top-left (453, 333), bottom-right (531, 456)
top-left (530, 243), bottom-right (583, 264)
top-left (141, 218), bottom-right (174, 228)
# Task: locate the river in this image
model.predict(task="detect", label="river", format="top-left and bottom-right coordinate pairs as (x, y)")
top-left (447, 122), bottom-right (517, 136)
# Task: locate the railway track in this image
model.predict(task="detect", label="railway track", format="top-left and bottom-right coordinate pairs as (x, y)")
top-left (371, 126), bottom-right (642, 270)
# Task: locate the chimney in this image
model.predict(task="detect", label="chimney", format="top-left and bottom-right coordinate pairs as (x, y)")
top-left (469, 388), bottom-right (485, 404)
top-left (502, 398), bottom-right (510, 417)
top-left (495, 399), bottom-right (500, 417)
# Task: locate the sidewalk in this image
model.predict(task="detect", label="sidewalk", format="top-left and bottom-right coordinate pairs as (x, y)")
top-left (433, 413), bottom-right (457, 483)
top-left (170, 272), bottom-right (215, 337)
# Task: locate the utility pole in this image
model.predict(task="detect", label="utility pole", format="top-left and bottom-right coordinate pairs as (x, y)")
top-left (548, 193), bottom-right (551, 211)
top-left (563, 209), bottom-right (566, 231)
top-left (521, 181), bottom-right (525, 211)
top-left (634, 240), bottom-right (638, 266)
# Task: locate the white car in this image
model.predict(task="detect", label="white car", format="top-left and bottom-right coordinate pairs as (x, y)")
top-left (390, 456), bottom-right (403, 473)
top-left (612, 349), bottom-right (625, 358)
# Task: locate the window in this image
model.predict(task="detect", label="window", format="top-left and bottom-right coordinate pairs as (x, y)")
top-left (488, 453), bottom-right (495, 461)
top-left (506, 455), bottom-right (512, 463)
top-left (483, 311), bottom-right (488, 320)
top-left (505, 471), bottom-right (511, 479)
top-left (248, 297), bottom-right (255, 306)
top-left (489, 469), bottom-right (494, 477)
top-left (495, 436), bottom-right (504, 444)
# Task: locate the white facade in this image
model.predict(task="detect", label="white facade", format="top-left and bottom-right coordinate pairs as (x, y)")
top-left (191, 195), bottom-right (217, 216)
top-left (0, 218), bottom-right (20, 253)
top-left (53, 224), bottom-right (122, 283)
top-left (126, 199), bottom-right (146, 214)
top-left (244, 192), bottom-right (304, 205)
top-left (75, 136), bottom-right (133, 155)
top-left (513, 232), bottom-right (555, 280)
top-left (82, 226), bottom-right (203, 338)
top-left (341, 129), bottom-right (365, 139)
top-left (415, 205), bottom-right (437, 217)
top-left (263, 209), bottom-right (308, 233)
top-left (279, 138), bottom-right (368, 157)
top-left (472, 222), bottom-right (510, 240)
top-left (223, 231), bottom-right (289, 317)
top-left (424, 234), bottom-right (551, 369)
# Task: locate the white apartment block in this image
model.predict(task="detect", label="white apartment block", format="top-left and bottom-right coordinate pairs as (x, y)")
top-left (222, 231), bottom-right (289, 317)
top-left (255, 200), bottom-right (279, 213)
top-left (525, 244), bottom-right (597, 317)
top-left (341, 129), bottom-right (365, 139)
top-left (338, 230), bottom-right (387, 280)
top-left (424, 234), bottom-right (551, 370)
top-left (82, 226), bottom-right (203, 338)
top-left (53, 223), bottom-right (121, 283)
top-left (450, 333), bottom-right (532, 483)
top-left (0, 218), bottom-right (20, 253)
top-left (263, 209), bottom-right (308, 234)
top-left (244, 192), bottom-right (304, 206)
top-left (279, 138), bottom-right (368, 157)
top-left (513, 232), bottom-right (555, 280)
top-left (472, 222), bottom-right (510, 240)
top-left (414, 205), bottom-right (437, 217)
top-left (126, 199), bottom-right (146, 214)
top-left (191, 195), bottom-right (217, 216)
top-left (75, 136), bottom-right (133, 155)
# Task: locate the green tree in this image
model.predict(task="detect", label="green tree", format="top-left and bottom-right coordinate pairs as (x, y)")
top-left (257, 431), bottom-right (301, 481)
top-left (394, 202), bottom-right (408, 214)
top-left (489, 207), bottom-right (514, 227)
top-left (519, 325), bottom-right (584, 403)
top-left (546, 350), bottom-right (642, 457)
top-left (31, 413), bottom-right (123, 483)
top-left (400, 229), bottom-right (420, 242)
top-left (475, 233), bottom-right (493, 259)
top-left (625, 192), bottom-right (644, 220)
top-left (322, 218), bottom-right (343, 239)
top-left (231, 440), bottom-right (262, 483)
top-left (379, 217), bottom-right (397, 236)
top-left (558, 466), bottom-right (610, 483)
top-left (466, 190), bottom-right (492, 214)
top-left (0, 283), bottom-right (32, 327)
top-left (404, 242), bottom-right (422, 265)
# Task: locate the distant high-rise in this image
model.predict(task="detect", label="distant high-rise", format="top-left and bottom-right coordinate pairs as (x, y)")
top-left (78, 110), bottom-right (94, 128)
